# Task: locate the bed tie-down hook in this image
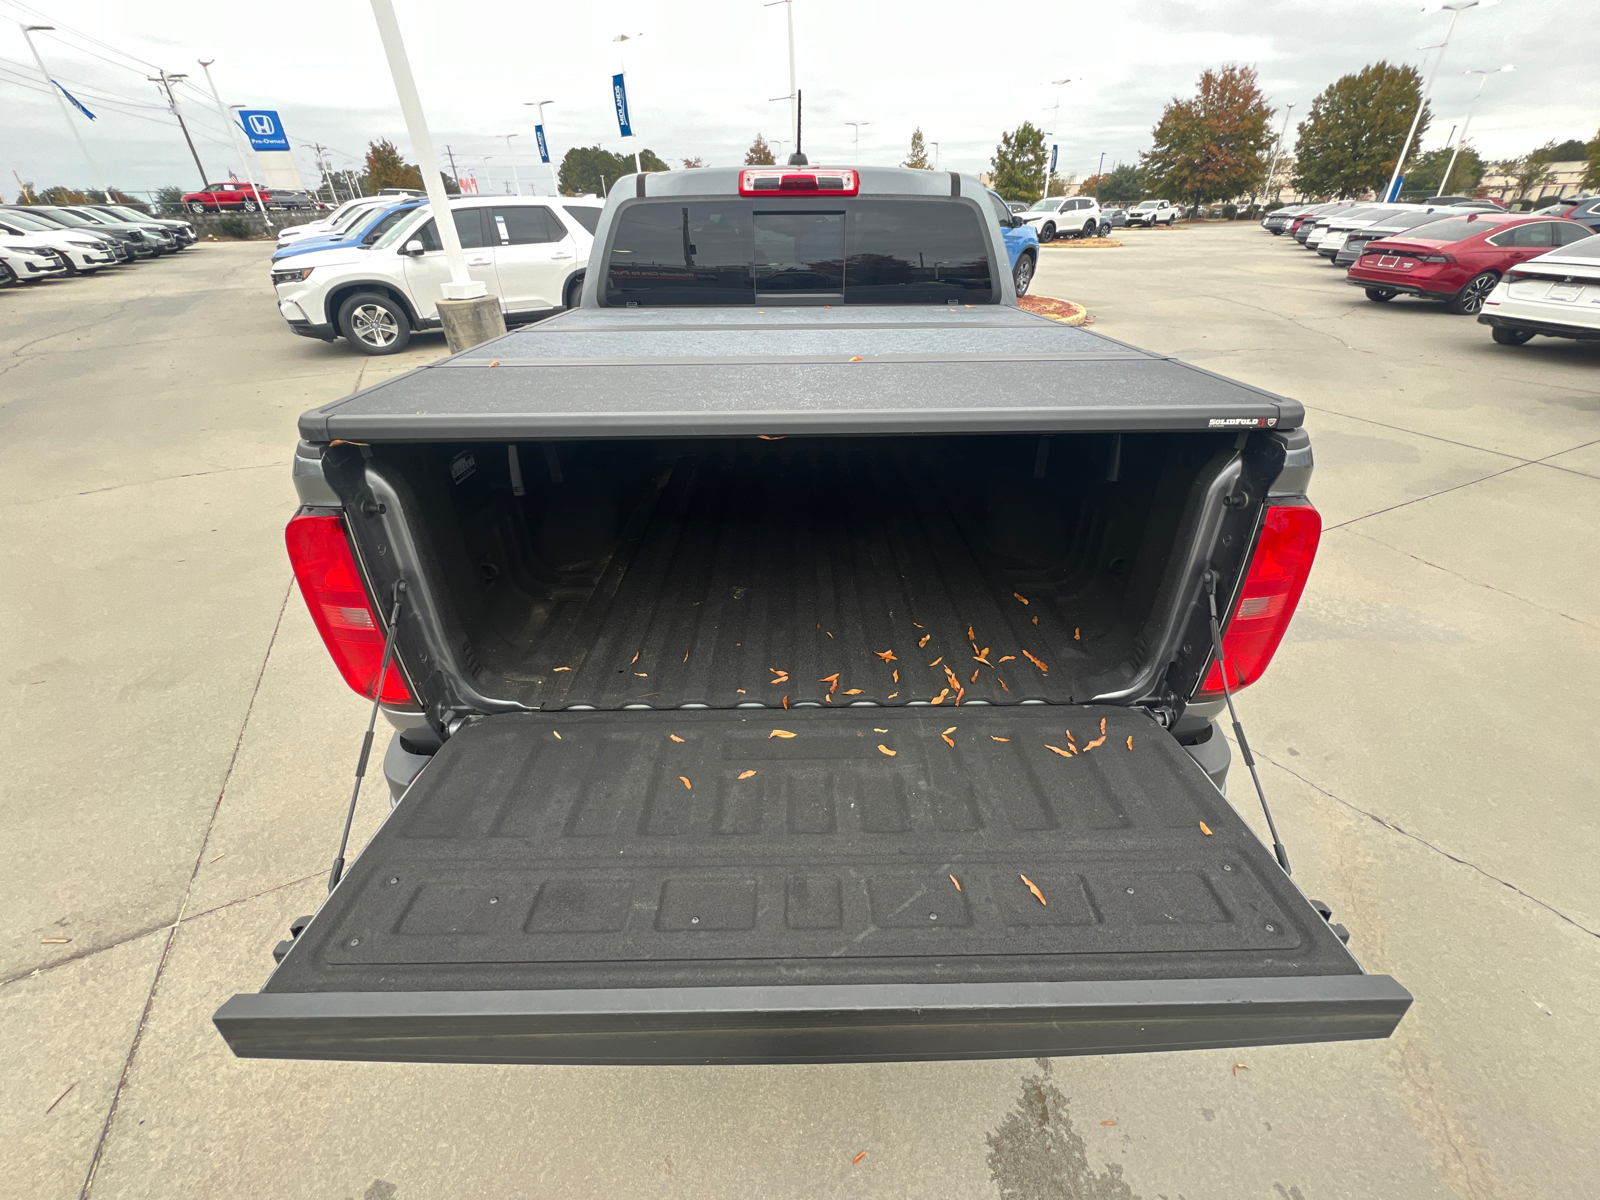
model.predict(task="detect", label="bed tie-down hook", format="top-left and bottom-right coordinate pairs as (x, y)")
top-left (1201, 568), bottom-right (1291, 875)
top-left (328, 579), bottom-right (407, 893)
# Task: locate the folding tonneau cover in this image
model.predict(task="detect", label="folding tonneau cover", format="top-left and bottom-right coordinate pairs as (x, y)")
top-left (296, 306), bottom-right (1303, 443)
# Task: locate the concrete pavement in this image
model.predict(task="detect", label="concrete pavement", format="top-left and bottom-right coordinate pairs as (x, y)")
top-left (2, 228), bottom-right (1596, 1198)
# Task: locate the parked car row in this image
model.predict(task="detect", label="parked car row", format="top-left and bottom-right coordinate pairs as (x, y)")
top-left (0, 203), bottom-right (196, 285)
top-left (1264, 197), bottom-right (1600, 347)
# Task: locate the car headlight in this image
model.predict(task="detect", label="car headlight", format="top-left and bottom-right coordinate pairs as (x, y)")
top-left (272, 266), bottom-right (315, 284)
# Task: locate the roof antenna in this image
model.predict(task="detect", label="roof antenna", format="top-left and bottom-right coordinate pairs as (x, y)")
top-left (787, 89), bottom-right (808, 165)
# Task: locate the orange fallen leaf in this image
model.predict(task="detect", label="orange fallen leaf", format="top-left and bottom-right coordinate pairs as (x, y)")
top-left (941, 726), bottom-right (957, 748)
top-left (1046, 744), bottom-right (1073, 758)
top-left (998, 679), bottom-right (1010, 691)
top-left (1065, 729), bottom-right (1075, 743)
top-left (669, 734), bottom-right (685, 743)
top-left (736, 689), bottom-right (747, 694)
top-left (552, 731), bottom-right (562, 739)
top-left (931, 689), bottom-right (949, 705)
top-left (1022, 651), bottom-right (1049, 673)
top-left (820, 673), bottom-right (840, 683)
top-left (892, 669), bottom-right (899, 683)
top-left (739, 770), bottom-right (757, 779)
top-left (1020, 874), bottom-right (1047, 905)
top-left (1233, 1063), bottom-right (1249, 1076)
top-left (844, 688), bottom-right (863, 695)
top-left (783, 695), bottom-right (789, 708)
top-left (875, 728), bottom-right (888, 733)
top-left (928, 656), bottom-right (943, 667)
top-left (968, 626), bottom-right (975, 641)
top-left (679, 776), bottom-right (692, 789)
top-left (757, 435), bottom-right (787, 440)
top-left (1101, 1120), bottom-right (1117, 1127)
top-left (825, 694), bottom-right (833, 703)
top-left (852, 1151), bottom-right (866, 1165)
top-left (634, 672), bottom-right (649, 677)
top-left (970, 669), bottom-right (979, 683)
top-left (991, 736), bottom-right (1010, 742)
top-left (1074, 627), bottom-right (1081, 641)
top-left (874, 649), bottom-right (897, 662)
top-left (1127, 736), bottom-right (1133, 750)
top-left (1084, 735), bottom-right (1107, 751)
top-left (41, 937), bottom-right (70, 944)
top-left (631, 652), bottom-right (640, 664)
top-left (955, 686), bottom-right (965, 705)
top-left (827, 631), bottom-right (834, 639)
top-left (488, 359), bottom-right (500, 367)
top-left (770, 674), bottom-right (788, 685)
top-left (848, 356), bottom-right (864, 362)
top-left (878, 744), bottom-right (896, 756)
top-left (999, 655), bottom-right (1016, 662)
top-left (918, 634), bottom-right (931, 648)
top-left (1200, 821), bottom-right (1213, 835)
top-left (949, 875), bottom-right (962, 891)
top-left (887, 691), bottom-right (899, 698)
top-left (1100, 717), bottom-right (1107, 736)
top-left (1014, 592), bottom-right (1029, 605)
top-left (913, 622), bottom-right (924, 629)
top-left (769, 729), bottom-right (796, 739)
top-left (553, 666), bottom-right (573, 671)
top-left (684, 651), bottom-right (690, 663)
top-left (1032, 616), bottom-right (1039, 626)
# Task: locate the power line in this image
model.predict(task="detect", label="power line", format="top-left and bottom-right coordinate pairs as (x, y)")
top-left (0, 0), bottom-right (161, 73)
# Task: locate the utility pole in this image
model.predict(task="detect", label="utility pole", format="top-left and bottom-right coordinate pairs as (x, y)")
top-left (20, 24), bottom-right (105, 193)
top-left (1094, 150), bottom-right (1105, 197)
top-left (308, 142), bottom-right (331, 202)
top-left (198, 60), bottom-right (274, 231)
top-left (149, 70), bottom-right (207, 186)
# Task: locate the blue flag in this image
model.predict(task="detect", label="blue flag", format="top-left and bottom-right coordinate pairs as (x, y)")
top-left (612, 73), bottom-right (633, 138)
top-left (55, 81), bottom-right (96, 121)
top-left (535, 125), bottom-right (550, 164)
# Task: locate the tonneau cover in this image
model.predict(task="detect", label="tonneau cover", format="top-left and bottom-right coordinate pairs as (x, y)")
top-left (299, 307), bottom-right (1303, 442)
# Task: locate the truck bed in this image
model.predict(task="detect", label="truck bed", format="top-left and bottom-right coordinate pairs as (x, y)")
top-left (298, 306), bottom-right (1302, 442)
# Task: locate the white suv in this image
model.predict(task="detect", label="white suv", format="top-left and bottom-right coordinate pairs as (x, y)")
top-left (270, 196), bottom-right (604, 354)
top-left (1017, 195), bottom-right (1104, 242)
top-left (1126, 199), bottom-right (1177, 227)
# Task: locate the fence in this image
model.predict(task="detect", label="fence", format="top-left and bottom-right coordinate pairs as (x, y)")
top-left (173, 208), bottom-right (327, 240)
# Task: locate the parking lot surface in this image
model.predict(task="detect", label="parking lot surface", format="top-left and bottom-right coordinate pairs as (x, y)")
top-left (3, 226), bottom-right (1597, 1199)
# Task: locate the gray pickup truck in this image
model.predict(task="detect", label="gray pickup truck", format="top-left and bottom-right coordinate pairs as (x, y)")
top-left (216, 166), bottom-right (1409, 1064)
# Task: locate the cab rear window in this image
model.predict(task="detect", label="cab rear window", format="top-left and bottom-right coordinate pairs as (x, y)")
top-left (605, 198), bottom-right (993, 306)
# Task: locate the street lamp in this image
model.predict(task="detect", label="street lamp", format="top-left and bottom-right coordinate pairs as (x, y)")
top-left (930, 141), bottom-right (939, 170)
top-left (1383, 0), bottom-right (1500, 204)
top-left (1041, 78), bottom-right (1074, 199)
top-left (1260, 102), bottom-right (1295, 206)
top-left (1439, 65), bottom-right (1512, 196)
top-left (763, 0), bottom-right (800, 160)
top-left (846, 120), bottom-right (872, 163)
top-left (503, 133), bottom-right (521, 196)
top-left (524, 101), bottom-right (560, 196)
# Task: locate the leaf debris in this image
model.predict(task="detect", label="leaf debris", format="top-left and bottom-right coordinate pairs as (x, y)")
top-left (852, 1151), bottom-right (867, 1165)
top-left (931, 688), bottom-right (949, 705)
top-left (769, 729), bottom-right (796, 738)
top-left (1200, 821), bottom-right (1213, 836)
top-left (991, 736), bottom-right (1010, 742)
top-left (1233, 1063), bottom-right (1249, 1077)
top-left (874, 649), bottom-right (897, 662)
top-left (941, 726), bottom-right (957, 748)
top-left (1046, 744), bottom-right (1074, 758)
top-left (679, 776), bottom-right (692, 790)
top-left (928, 656), bottom-right (943, 667)
top-left (631, 652), bottom-right (640, 665)
top-left (877, 744), bottom-right (897, 757)
top-left (1127, 736), bottom-right (1133, 750)
top-left (739, 770), bottom-right (757, 780)
top-left (1022, 650), bottom-right (1048, 674)
top-left (1020, 874), bottom-right (1047, 905)
top-left (1075, 627), bottom-right (1081, 641)
top-left (1083, 735), bottom-right (1107, 751)
top-left (552, 666), bottom-right (572, 671)
top-left (918, 634), bottom-right (931, 648)
top-left (552, 731), bottom-right (562, 740)
top-left (1013, 592), bottom-right (1029, 605)
top-left (949, 875), bottom-right (962, 891)
top-left (874, 728), bottom-right (888, 733)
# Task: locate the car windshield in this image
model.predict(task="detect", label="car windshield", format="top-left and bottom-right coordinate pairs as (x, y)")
top-left (360, 207), bottom-right (415, 244)
top-left (1027, 199), bottom-right (1063, 212)
top-left (1, 211), bottom-right (58, 231)
top-left (31, 207), bottom-right (93, 226)
top-left (1133, 202), bottom-right (1158, 210)
top-left (1549, 231), bottom-right (1600, 259)
top-left (372, 208), bottom-right (430, 250)
top-left (331, 204), bottom-right (380, 233)
top-left (1368, 211), bottom-right (1455, 234)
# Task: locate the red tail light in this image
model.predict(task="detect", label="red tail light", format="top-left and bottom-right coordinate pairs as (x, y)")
top-left (739, 169), bottom-right (859, 196)
top-left (1196, 502), bottom-right (1321, 697)
top-left (285, 512), bottom-right (413, 704)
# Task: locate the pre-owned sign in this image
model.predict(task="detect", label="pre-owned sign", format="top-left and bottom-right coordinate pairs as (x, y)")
top-left (238, 110), bottom-right (290, 153)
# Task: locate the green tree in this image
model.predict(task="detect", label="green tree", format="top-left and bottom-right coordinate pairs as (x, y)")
top-left (902, 127), bottom-right (931, 169)
top-left (637, 149), bottom-right (671, 172)
top-left (1583, 128), bottom-right (1600, 191)
top-left (1293, 62), bottom-right (1429, 198)
top-left (1139, 64), bottom-right (1275, 208)
top-left (681, 156), bottom-right (707, 169)
top-left (153, 185), bottom-right (185, 214)
top-left (745, 134), bottom-right (776, 166)
top-left (557, 146), bottom-right (668, 196)
top-left (990, 121), bottom-right (1048, 203)
top-left (1404, 144), bottom-right (1486, 196)
top-left (439, 172), bottom-right (461, 196)
top-left (1540, 138), bottom-right (1588, 162)
top-left (364, 138), bottom-right (424, 191)
top-left (1095, 163), bottom-right (1145, 203)
top-left (1491, 152), bottom-right (1557, 203)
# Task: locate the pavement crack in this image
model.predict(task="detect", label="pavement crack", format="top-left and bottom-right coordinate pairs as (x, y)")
top-left (1256, 749), bottom-right (1600, 940)
top-left (1322, 461), bottom-right (1531, 530)
top-left (71, 461), bottom-right (288, 497)
top-left (77, 577), bottom-right (293, 1200)
top-left (1199, 291), bottom-right (1380, 357)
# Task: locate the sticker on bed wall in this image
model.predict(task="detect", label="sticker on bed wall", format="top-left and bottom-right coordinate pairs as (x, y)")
top-left (450, 450), bottom-right (477, 484)
top-left (1208, 417), bottom-right (1275, 428)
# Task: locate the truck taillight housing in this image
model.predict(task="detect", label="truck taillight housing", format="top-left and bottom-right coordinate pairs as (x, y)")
top-left (738, 168), bottom-right (859, 196)
top-left (1196, 502), bottom-right (1321, 698)
top-left (285, 512), bottom-right (413, 705)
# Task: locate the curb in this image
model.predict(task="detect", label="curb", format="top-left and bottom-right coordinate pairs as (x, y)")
top-left (1018, 296), bottom-right (1089, 326)
top-left (1041, 237), bottom-right (1122, 249)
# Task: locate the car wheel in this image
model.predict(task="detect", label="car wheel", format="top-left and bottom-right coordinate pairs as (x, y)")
top-left (1491, 326), bottom-right (1535, 345)
top-left (337, 291), bottom-right (411, 355)
top-left (1098, 221), bottom-right (1112, 238)
top-left (242, 199), bottom-right (258, 212)
top-left (1449, 271), bottom-right (1498, 316)
top-left (1039, 222), bottom-right (1055, 244)
top-left (1012, 251), bottom-right (1036, 297)
top-left (188, 201), bottom-right (207, 214)
top-left (1083, 221), bottom-right (1097, 239)
top-left (1364, 288), bottom-right (1395, 302)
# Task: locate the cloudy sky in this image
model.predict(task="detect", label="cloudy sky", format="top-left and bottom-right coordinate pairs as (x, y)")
top-left (2, 0), bottom-right (1595, 200)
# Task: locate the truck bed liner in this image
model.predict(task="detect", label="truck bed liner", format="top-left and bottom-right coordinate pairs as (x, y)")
top-left (299, 307), bottom-right (1302, 442)
top-left (218, 706), bottom-right (1407, 1062)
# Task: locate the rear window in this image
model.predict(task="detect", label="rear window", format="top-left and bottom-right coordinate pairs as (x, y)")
top-left (1554, 232), bottom-right (1600, 258)
top-left (605, 198), bottom-right (994, 306)
top-left (1394, 217), bottom-right (1503, 243)
top-left (562, 205), bottom-right (601, 234)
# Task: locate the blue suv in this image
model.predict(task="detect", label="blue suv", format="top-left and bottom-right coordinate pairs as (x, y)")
top-left (985, 190), bottom-right (1039, 295)
top-left (272, 201), bottom-right (421, 261)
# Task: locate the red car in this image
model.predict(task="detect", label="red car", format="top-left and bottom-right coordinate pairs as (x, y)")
top-left (1348, 212), bottom-right (1595, 314)
top-left (182, 180), bottom-right (273, 213)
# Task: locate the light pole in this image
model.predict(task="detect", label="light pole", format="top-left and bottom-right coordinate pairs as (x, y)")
top-left (930, 142), bottom-right (939, 170)
top-left (525, 101), bottom-right (560, 196)
top-left (763, 0), bottom-right (800, 162)
top-left (1383, 0), bottom-right (1499, 205)
top-left (1439, 65), bottom-right (1512, 196)
top-left (846, 121), bottom-right (871, 163)
top-left (482, 156), bottom-right (495, 194)
top-left (503, 133), bottom-right (521, 195)
top-left (368, 0), bottom-right (480, 298)
top-left (198, 60), bottom-right (274, 231)
top-left (1094, 150), bottom-right (1105, 197)
top-left (1260, 102), bottom-right (1295, 206)
top-left (1042, 78), bottom-right (1073, 199)
top-left (148, 70), bottom-right (208, 186)
top-left (612, 34), bottom-right (645, 175)
top-left (20, 25), bottom-right (104, 193)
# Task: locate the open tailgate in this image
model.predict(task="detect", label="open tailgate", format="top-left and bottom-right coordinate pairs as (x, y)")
top-left (216, 706), bottom-right (1408, 1064)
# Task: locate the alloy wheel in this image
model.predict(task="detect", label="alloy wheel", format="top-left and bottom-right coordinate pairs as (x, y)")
top-left (1013, 254), bottom-right (1034, 296)
top-left (1455, 272), bottom-right (1496, 315)
top-left (351, 304), bottom-right (399, 348)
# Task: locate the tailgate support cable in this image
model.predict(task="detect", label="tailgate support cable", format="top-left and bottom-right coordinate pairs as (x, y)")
top-left (328, 579), bottom-right (407, 893)
top-left (1202, 569), bottom-right (1291, 876)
